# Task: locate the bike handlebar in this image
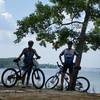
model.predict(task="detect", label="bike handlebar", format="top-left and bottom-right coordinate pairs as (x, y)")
top-left (56, 62), bottom-right (62, 68)
top-left (13, 57), bottom-right (40, 63)
top-left (13, 59), bottom-right (19, 63)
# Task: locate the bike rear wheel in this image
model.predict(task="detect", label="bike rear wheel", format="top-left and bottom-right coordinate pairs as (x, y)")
top-left (32, 68), bottom-right (45, 89)
top-left (45, 75), bottom-right (59, 89)
top-left (76, 76), bottom-right (90, 92)
top-left (1, 68), bottom-right (18, 87)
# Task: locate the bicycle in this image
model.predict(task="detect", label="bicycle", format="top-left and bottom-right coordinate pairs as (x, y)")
top-left (45, 62), bottom-right (90, 92)
top-left (1, 58), bottom-right (45, 89)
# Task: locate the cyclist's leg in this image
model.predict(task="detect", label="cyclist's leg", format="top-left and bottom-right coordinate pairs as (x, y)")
top-left (68, 64), bottom-right (74, 90)
top-left (26, 65), bottom-right (32, 86)
top-left (22, 76), bottom-right (25, 85)
top-left (21, 66), bottom-right (27, 85)
top-left (61, 73), bottom-right (64, 90)
top-left (60, 65), bottom-right (67, 90)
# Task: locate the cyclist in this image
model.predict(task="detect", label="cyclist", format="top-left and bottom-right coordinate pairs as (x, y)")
top-left (59, 41), bottom-right (79, 90)
top-left (17, 40), bottom-right (41, 87)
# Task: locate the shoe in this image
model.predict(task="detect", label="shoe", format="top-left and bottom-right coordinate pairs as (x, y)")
top-left (65, 86), bottom-right (75, 91)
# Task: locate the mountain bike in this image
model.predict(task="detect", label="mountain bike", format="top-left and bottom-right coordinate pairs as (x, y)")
top-left (1, 58), bottom-right (45, 89)
top-left (45, 62), bottom-right (90, 92)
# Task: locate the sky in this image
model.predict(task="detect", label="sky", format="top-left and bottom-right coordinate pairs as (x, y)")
top-left (0, 0), bottom-right (100, 68)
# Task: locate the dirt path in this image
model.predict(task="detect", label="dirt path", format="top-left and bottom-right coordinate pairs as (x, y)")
top-left (0, 87), bottom-right (100, 100)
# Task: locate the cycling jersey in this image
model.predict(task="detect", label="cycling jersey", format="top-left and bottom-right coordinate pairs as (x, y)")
top-left (22, 48), bottom-right (36, 65)
top-left (60, 49), bottom-right (76, 64)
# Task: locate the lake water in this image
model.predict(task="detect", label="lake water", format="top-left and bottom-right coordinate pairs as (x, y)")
top-left (0, 68), bottom-right (100, 93)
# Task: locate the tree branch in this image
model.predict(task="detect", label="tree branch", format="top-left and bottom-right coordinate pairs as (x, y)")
top-left (61, 21), bottom-right (83, 26)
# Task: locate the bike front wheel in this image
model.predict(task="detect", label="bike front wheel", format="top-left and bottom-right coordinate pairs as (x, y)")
top-left (76, 76), bottom-right (90, 92)
top-left (45, 75), bottom-right (59, 89)
top-left (1, 68), bottom-right (18, 87)
top-left (32, 68), bottom-right (45, 89)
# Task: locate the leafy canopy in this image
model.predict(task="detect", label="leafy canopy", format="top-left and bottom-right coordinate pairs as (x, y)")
top-left (14, 0), bottom-right (100, 51)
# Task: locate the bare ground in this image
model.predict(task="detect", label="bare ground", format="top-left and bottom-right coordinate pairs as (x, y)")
top-left (0, 86), bottom-right (100, 100)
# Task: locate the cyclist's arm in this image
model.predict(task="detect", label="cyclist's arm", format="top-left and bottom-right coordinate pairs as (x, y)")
top-left (17, 49), bottom-right (25, 60)
top-left (59, 50), bottom-right (64, 64)
top-left (34, 49), bottom-right (41, 59)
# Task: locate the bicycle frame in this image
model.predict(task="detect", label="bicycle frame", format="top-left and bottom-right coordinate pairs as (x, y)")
top-left (2, 58), bottom-right (45, 88)
top-left (14, 61), bottom-right (32, 80)
top-left (45, 62), bottom-right (90, 92)
top-left (54, 64), bottom-right (69, 81)
top-left (56, 62), bottom-right (90, 91)
top-left (16, 62), bottom-right (21, 77)
top-left (14, 59), bottom-right (40, 80)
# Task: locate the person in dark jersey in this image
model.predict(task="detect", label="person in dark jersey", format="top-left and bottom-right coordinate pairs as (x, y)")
top-left (59, 41), bottom-right (79, 90)
top-left (17, 40), bottom-right (41, 86)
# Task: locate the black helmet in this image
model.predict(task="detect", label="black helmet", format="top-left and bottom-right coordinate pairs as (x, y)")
top-left (67, 41), bottom-right (73, 45)
top-left (28, 40), bottom-right (34, 46)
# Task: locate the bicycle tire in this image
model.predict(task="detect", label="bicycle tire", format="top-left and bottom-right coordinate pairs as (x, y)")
top-left (32, 68), bottom-right (45, 89)
top-left (45, 75), bottom-right (59, 89)
top-left (1, 68), bottom-right (18, 87)
top-left (76, 76), bottom-right (90, 92)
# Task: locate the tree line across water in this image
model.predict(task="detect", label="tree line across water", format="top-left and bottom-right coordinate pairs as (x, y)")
top-left (0, 58), bottom-right (57, 68)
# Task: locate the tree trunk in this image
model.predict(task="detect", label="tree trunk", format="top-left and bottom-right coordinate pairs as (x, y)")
top-left (72, 3), bottom-right (91, 90)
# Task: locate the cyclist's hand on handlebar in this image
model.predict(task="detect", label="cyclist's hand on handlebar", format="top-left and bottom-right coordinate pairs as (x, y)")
top-left (16, 58), bottom-right (20, 61)
top-left (17, 57), bottom-right (20, 60)
top-left (13, 58), bottom-right (20, 62)
top-left (62, 62), bottom-right (65, 66)
top-left (36, 56), bottom-right (41, 59)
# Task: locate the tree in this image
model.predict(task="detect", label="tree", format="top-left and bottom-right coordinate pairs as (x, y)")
top-left (14, 0), bottom-right (100, 89)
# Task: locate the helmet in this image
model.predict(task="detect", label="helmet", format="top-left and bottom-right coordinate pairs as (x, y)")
top-left (67, 41), bottom-right (73, 45)
top-left (28, 40), bottom-right (34, 46)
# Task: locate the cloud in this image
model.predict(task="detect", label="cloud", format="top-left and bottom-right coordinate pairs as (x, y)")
top-left (0, 12), bottom-right (16, 31)
top-left (0, 0), bottom-right (16, 30)
top-left (1, 12), bottom-right (13, 21)
top-left (0, 0), bottom-right (5, 13)
top-left (0, 0), bottom-right (16, 45)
